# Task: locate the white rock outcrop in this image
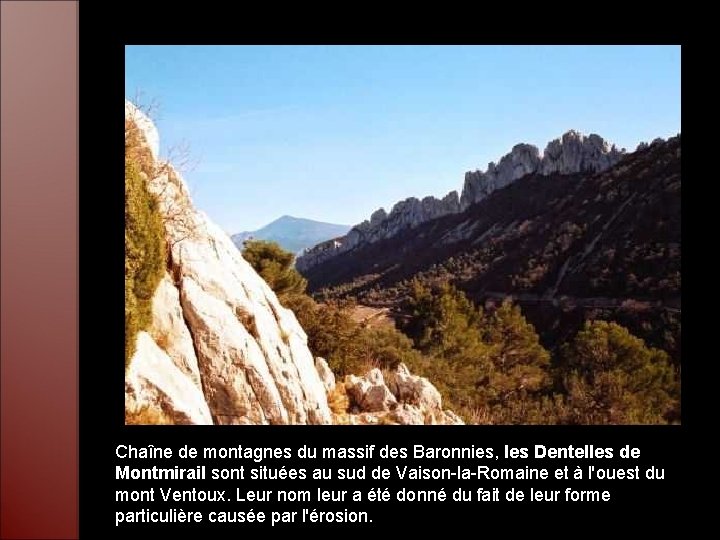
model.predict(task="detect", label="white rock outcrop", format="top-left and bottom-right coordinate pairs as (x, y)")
top-left (460, 143), bottom-right (541, 208)
top-left (460, 131), bottom-right (624, 208)
top-left (125, 101), bottom-right (332, 425)
top-left (148, 275), bottom-right (204, 388)
top-left (296, 191), bottom-right (461, 272)
top-left (125, 332), bottom-right (213, 425)
top-left (538, 131), bottom-right (624, 177)
top-left (296, 130), bottom-right (626, 273)
top-left (125, 101), bottom-right (159, 160)
top-left (345, 369), bottom-right (398, 412)
top-left (388, 363), bottom-right (442, 411)
top-left (341, 364), bottom-right (464, 425)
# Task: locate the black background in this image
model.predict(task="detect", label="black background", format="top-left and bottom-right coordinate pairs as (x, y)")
top-left (80, 4), bottom-right (694, 536)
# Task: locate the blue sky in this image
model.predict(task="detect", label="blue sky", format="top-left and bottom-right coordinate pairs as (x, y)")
top-left (125, 45), bottom-right (681, 234)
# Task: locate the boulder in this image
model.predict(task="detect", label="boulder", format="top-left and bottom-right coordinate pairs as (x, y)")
top-left (345, 369), bottom-right (398, 412)
top-left (390, 363), bottom-right (442, 411)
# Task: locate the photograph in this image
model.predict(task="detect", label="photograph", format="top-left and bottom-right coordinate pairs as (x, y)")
top-left (124, 45), bottom-right (680, 426)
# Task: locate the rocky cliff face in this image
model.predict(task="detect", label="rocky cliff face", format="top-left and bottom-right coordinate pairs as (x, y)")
top-left (296, 130), bottom-right (625, 273)
top-left (296, 191), bottom-right (462, 272)
top-left (461, 131), bottom-right (624, 208)
top-left (124, 102), bottom-right (458, 425)
top-left (539, 131), bottom-right (623, 176)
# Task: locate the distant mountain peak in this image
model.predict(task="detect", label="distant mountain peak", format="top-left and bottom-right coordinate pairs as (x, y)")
top-left (232, 216), bottom-right (351, 255)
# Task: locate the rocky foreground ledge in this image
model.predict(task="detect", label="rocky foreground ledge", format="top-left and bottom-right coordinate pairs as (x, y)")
top-left (316, 359), bottom-right (464, 425)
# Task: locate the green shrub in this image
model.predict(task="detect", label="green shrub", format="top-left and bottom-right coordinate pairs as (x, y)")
top-left (242, 240), bottom-right (307, 302)
top-left (481, 300), bottom-right (552, 404)
top-left (125, 152), bottom-right (165, 367)
top-left (403, 279), bottom-right (486, 359)
top-left (558, 320), bottom-right (678, 424)
top-left (327, 384), bottom-right (350, 415)
top-left (286, 296), bottom-right (365, 375)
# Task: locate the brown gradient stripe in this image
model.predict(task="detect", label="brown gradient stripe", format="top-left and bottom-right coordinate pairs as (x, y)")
top-left (1, 2), bottom-right (78, 538)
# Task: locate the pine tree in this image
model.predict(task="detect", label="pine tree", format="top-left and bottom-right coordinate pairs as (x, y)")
top-left (241, 239), bottom-right (308, 302)
top-left (404, 280), bottom-right (486, 360)
top-left (483, 300), bottom-right (551, 402)
top-left (559, 320), bottom-right (678, 424)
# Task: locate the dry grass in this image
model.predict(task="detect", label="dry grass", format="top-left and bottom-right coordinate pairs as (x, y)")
top-left (126, 404), bottom-right (173, 425)
top-left (327, 383), bottom-right (350, 415)
top-left (332, 413), bottom-right (353, 425)
top-left (329, 384), bottom-right (352, 425)
top-left (357, 356), bottom-right (383, 376)
top-left (378, 413), bottom-right (397, 425)
top-left (235, 306), bottom-right (259, 339)
top-left (153, 329), bottom-right (171, 351)
top-left (466, 406), bottom-right (494, 425)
